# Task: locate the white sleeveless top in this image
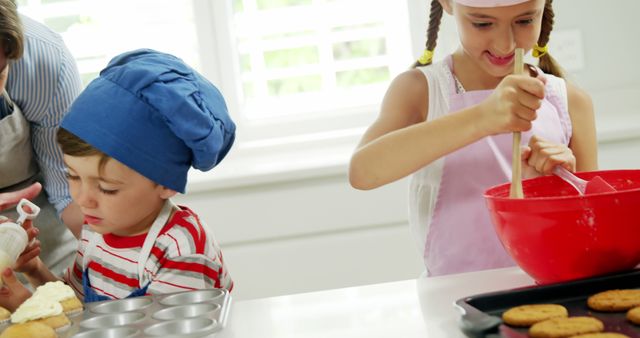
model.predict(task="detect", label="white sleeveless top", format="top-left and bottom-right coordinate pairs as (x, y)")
top-left (408, 56), bottom-right (571, 276)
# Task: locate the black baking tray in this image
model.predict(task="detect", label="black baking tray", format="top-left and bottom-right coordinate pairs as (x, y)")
top-left (455, 269), bottom-right (640, 338)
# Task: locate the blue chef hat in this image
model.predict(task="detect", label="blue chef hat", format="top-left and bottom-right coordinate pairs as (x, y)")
top-left (60, 49), bottom-right (236, 193)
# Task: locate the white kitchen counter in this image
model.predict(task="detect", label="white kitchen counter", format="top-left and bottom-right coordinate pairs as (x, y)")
top-left (216, 267), bottom-right (535, 338)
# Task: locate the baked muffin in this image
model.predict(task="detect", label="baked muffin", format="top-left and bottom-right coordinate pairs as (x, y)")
top-left (31, 281), bottom-right (83, 315)
top-left (0, 321), bottom-right (57, 338)
top-left (10, 297), bottom-right (70, 331)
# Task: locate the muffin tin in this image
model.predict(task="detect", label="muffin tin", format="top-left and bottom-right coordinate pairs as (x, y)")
top-left (0, 288), bottom-right (231, 337)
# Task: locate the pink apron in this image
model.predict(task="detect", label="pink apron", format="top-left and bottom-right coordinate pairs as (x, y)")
top-left (423, 62), bottom-right (571, 276)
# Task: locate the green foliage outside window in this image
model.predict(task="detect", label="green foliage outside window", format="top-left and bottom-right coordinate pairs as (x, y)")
top-left (43, 15), bottom-right (81, 33)
top-left (264, 46), bottom-right (318, 69)
top-left (333, 38), bottom-right (386, 60)
top-left (256, 0), bottom-right (311, 10)
top-left (240, 54), bottom-right (251, 72)
top-left (268, 74), bottom-right (321, 95)
top-left (336, 67), bottom-right (389, 87)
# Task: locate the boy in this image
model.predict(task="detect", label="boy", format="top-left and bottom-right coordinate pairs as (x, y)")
top-left (0, 49), bottom-right (235, 308)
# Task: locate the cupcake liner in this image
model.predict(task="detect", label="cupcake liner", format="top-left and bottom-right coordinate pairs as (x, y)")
top-left (64, 307), bottom-right (83, 317)
top-left (0, 317), bottom-right (9, 327)
top-left (53, 321), bottom-right (71, 333)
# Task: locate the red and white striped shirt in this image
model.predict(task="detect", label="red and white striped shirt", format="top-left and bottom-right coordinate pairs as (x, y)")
top-left (63, 205), bottom-right (233, 300)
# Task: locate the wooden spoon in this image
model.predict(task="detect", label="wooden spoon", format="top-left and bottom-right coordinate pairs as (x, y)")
top-left (509, 48), bottom-right (525, 199)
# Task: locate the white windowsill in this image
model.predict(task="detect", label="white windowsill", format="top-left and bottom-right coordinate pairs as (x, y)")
top-left (186, 135), bottom-right (358, 193)
top-left (185, 111), bottom-right (640, 194)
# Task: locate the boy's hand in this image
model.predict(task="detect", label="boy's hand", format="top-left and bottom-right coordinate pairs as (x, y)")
top-left (0, 208), bottom-right (41, 275)
top-left (521, 135), bottom-right (575, 177)
top-left (14, 236), bottom-right (42, 275)
top-left (478, 72), bottom-right (546, 136)
top-left (0, 268), bottom-right (32, 312)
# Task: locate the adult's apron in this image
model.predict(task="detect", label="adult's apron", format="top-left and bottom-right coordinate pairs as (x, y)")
top-left (0, 91), bottom-right (76, 276)
top-left (409, 56), bottom-right (572, 276)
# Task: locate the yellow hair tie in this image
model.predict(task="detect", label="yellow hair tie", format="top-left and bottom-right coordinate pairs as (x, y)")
top-left (418, 49), bottom-right (434, 65)
top-left (532, 44), bottom-right (548, 58)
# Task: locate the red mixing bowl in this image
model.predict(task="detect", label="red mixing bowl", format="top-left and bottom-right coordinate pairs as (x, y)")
top-left (484, 169), bottom-right (640, 285)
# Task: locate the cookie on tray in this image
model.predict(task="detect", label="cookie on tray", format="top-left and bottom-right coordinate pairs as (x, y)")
top-left (529, 316), bottom-right (604, 338)
top-left (568, 334), bottom-right (630, 338)
top-left (502, 304), bottom-right (568, 327)
top-left (587, 289), bottom-right (640, 312)
top-left (0, 321), bottom-right (57, 338)
top-left (626, 305), bottom-right (640, 324)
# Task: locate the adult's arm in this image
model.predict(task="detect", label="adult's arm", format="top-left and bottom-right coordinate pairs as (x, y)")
top-left (0, 182), bottom-right (41, 211)
top-left (9, 16), bottom-right (83, 236)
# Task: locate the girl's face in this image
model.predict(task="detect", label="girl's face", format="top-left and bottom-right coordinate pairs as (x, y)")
top-left (446, 0), bottom-right (545, 79)
top-left (64, 154), bottom-right (176, 236)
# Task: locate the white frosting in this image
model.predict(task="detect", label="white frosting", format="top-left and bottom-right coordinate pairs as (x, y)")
top-left (10, 298), bottom-right (62, 323)
top-left (31, 281), bottom-right (75, 302)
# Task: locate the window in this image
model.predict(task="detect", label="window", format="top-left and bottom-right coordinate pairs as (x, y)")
top-left (17, 0), bottom-right (201, 86)
top-left (17, 0), bottom-right (455, 182)
top-left (205, 0), bottom-right (417, 154)
top-left (226, 0), bottom-right (412, 137)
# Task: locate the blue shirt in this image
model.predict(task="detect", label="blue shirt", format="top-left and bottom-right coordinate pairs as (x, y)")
top-left (2, 15), bottom-right (82, 214)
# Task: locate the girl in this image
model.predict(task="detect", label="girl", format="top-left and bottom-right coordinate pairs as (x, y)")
top-left (349, 0), bottom-right (597, 276)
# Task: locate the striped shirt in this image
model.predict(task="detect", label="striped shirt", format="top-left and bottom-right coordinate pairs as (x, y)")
top-left (64, 206), bottom-right (233, 300)
top-left (3, 15), bottom-right (82, 214)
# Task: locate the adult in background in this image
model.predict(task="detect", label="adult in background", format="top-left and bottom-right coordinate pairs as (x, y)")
top-left (0, 0), bottom-right (83, 277)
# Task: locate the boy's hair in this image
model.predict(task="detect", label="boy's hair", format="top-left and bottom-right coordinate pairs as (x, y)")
top-left (0, 0), bottom-right (23, 59)
top-left (412, 0), bottom-right (565, 78)
top-left (57, 127), bottom-right (111, 173)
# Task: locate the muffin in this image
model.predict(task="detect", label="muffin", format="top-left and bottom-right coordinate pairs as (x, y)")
top-left (10, 297), bottom-right (70, 331)
top-left (0, 321), bottom-right (57, 338)
top-left (31, 281), bottom-right (83, 315)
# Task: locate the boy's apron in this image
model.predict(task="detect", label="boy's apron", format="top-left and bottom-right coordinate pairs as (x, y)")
top-left (0, 91), bottom-right (76, 276)
top-left (424, 72), bottom-right (567, 276)
top-left (82, 200), bottom-right (175, 302)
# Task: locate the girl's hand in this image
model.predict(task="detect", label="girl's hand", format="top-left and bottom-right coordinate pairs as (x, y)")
top-left (0, 268), bottom-right (32, 312)
top-left (477, 72), bottom-right (546, 136)
top-left (521, 135), bottom-right (576, 177)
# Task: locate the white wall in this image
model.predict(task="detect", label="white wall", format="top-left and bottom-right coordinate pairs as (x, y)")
top-left (176, 171), bottom-right (424, 301)
top-left (175, 134), bottom-right (640, 301)
top-left (177, 0), bottom-right (640, 301)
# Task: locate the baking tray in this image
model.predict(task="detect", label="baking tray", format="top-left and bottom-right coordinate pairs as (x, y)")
top-left (455, 269), bottom-right (640, 338)
top-left (1, 288), bottom-right (232, 337)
